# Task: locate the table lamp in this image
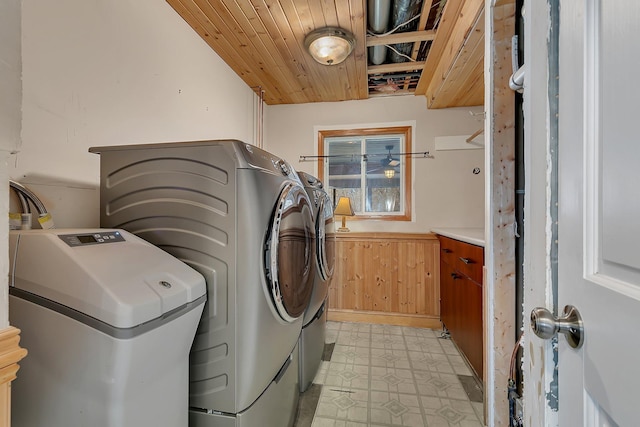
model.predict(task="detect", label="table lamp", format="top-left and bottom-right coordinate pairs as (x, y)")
top-left (334, 197), bottom-right (355, 232)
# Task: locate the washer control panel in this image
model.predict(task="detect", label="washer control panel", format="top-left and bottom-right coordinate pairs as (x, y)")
top-left (58, 231), bottom-right (126, 247)
top-left (242, 143), bottom-right (297, 177)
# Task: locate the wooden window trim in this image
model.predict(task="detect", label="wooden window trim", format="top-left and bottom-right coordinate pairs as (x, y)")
top-left (318, 126), bottom-right (412, 221)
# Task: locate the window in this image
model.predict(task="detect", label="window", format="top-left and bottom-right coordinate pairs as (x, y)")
top-left (318, 126), bottom-right (412, 221)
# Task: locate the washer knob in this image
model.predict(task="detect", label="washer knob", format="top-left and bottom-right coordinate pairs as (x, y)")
top-left (277, 159), bottom-right (290, 176)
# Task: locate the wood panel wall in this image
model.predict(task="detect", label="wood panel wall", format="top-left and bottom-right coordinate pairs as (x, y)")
top-left (0, 327), bottom-right (27, 427)
top-left (327, 233), bottom-right (441, 328)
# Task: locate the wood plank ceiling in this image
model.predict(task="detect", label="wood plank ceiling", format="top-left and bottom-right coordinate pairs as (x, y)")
top-left (166, 0), bottom-right (484, 108)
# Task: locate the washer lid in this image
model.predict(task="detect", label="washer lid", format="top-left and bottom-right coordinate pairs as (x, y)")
top-left (9, 229), bottom-right (206, 329)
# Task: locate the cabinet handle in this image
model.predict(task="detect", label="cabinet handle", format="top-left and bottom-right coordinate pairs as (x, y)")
top-left (450, 272), bottom-right (459, 280)
top-left (443, 248), bottom-right (452, 253)
top-left (459, 257), bottom-right (473, 264)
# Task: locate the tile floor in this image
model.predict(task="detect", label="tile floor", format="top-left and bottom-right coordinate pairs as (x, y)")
top-left (306, 321), bottom-right (484, 427)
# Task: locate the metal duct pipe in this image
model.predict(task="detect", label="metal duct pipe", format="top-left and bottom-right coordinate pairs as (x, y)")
top-left (368, 0), bottom-right (392, 65)
top-left (388, 0), bottom-right (423, 63)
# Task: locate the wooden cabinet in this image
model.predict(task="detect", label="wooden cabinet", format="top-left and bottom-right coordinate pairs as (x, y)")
top-left (437, 235), bottom-right (484, 381)
top-left (327, 233), bottom-right (440, 329)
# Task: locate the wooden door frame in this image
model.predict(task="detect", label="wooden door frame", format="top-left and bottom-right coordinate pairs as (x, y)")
top-left (485, 1), bottom-right (516, 425)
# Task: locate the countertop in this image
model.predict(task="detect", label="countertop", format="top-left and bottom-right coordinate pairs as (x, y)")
top-left (431, 227), bottom-right (485, 247)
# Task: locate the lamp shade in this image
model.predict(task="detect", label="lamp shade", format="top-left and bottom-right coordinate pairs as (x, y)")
top-left (305, 27), bottom-right (355, 66)
top-left (334, 197), bottom-right (355, 216)
top-left (384, 168), bottom-right (395, 179)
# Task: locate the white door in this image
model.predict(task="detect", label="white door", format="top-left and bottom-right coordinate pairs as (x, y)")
top-left (555, 0), bottom-right (640, 425)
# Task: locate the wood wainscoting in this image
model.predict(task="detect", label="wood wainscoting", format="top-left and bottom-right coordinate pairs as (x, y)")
top-left (0, 327), bottom-right (27, 427)
top-left (327, 233), bottom-right (441, 329)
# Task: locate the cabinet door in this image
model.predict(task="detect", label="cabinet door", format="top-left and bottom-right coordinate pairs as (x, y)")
top-left (441, 262), bottom-right (466, 339)
top-left (438, 235), bottom-right (484, 381)
top-left (460, 276), bottom-right (483, 379)
top-left (440, 261), bottom-right (455, 332)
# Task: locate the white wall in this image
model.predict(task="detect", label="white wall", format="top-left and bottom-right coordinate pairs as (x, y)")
top-left (265, 96), bottom-right (485, 233)
top-left (12, 0), bottom-right (484, 235)
top-left (0, 0), bottom-right (22, 329)
top-left (0, 0), bottom-right (22, 153)
top-left (12, 0), bottom-right (256, 228)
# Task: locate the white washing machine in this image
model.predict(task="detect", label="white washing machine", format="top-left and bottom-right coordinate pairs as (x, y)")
top-left (9, 229), bottom-right (206, 427)
top-left (90, 140), bottom-right (315, 427)
top-left (297, 172), bottom-right (336, 392)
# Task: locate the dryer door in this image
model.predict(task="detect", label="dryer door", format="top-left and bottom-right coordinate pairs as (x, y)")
top-left (266, 183), bottom-right (315, 322)
top-left (316, 193), bottom-right (336, 281)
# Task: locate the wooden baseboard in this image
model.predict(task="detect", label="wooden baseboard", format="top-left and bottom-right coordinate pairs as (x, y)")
top-left (327, 309), bottom-right (442, 329)
top-left (0, 326), bottom-right (28, 427)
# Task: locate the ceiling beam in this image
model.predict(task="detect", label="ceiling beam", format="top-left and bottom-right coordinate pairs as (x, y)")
top-left (414, 0), bottom-right (466, 95)
top-left (415, 0), bottom-right (485, 109)
top-left (411, 0), bottom-right (434, 57)
top-left (367, 61), bottom-right (426, 75)
top-left (366, 30), bottom-right (436, 47)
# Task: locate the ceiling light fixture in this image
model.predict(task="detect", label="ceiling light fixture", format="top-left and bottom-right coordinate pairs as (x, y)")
top-left (305, 27), bottom-right (355, 66)
top-left (384, 168), bottom-right (395, 179)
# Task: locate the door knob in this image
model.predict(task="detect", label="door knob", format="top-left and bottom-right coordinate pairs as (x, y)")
top-left (530, 305), bottom-right (584, 349)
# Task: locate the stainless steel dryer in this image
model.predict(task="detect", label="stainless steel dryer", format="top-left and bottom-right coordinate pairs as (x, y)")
top-left (90, 140), bottom-right (315, 427)
top-left (297, 171), bottom-right (336, 392)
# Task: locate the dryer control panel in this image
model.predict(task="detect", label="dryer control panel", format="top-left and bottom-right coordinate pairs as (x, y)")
top-left (242, 143), bottom-right (298, 179)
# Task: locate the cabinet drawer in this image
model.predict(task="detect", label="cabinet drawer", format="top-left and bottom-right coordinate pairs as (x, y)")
top-left (439, 236), bottom-right (458, 266)
top-left (456, 241), bottom-right (484, 284)
top-left (439, 236), bottom-right (484, 284)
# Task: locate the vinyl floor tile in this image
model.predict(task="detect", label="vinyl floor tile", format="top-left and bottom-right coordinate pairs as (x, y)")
top-left (297, 321), bottom-right (485, 427)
